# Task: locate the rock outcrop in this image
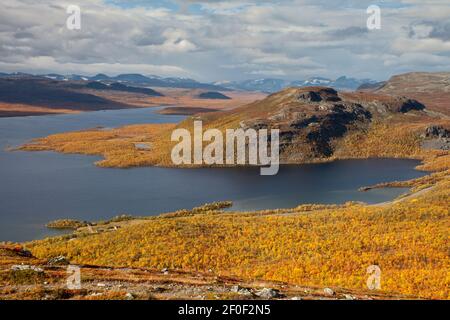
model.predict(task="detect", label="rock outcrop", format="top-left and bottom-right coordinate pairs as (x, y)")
top-left (423, 125), bottom-right (449, 139)
top-left (421, 125), bottom-right (450, 151)
top-left (229, 86), bottom-right (426, 161)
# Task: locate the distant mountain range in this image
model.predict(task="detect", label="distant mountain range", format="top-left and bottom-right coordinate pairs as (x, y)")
top-left (0, 78), bottom-right (132, 111)
top-left (0, 72), bottom-right (377, 93)
top-left (214, 79), bottom-right (288, 93)
top-left (0, 72), bottom-right (228, 91)
top-left (85, 81), bottom-right (163, 97)
top-left (214, 76), bottom-right (378, 93)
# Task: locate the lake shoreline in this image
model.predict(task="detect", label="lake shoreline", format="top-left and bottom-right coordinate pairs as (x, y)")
top-left (1, 158), bottom-right (426, 242)
top-left (0, 108), bottom-right (435, 242)
top-left (47, 183), bottom-right (426, 240)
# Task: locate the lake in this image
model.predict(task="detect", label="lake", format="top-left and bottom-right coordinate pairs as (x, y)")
top-left (0, 108), bottom-right (426, 242)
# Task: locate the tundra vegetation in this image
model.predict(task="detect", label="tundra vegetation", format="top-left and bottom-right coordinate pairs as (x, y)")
top-left (46, 219), bottom-right (90, 230)
top-left (25, 156), bottom-right (449, 299)
top-left (14, 85), bottom-right (450, 299)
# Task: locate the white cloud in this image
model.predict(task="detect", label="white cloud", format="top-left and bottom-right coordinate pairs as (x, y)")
top-left (0, 56), bottom-right (188, 76)
top-left (0, 0), bottom-right (449, 81)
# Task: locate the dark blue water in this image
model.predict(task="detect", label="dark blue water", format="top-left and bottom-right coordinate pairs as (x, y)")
top-left (0, 108), bottom-right (426, 242)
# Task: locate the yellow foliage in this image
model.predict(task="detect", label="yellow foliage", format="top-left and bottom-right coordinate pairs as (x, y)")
top-left (27, 172), bottom-right (450, 299)
top-left (17, 107), bottom-right (450, 299)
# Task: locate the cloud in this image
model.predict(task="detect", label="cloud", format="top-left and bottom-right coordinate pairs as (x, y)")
top-left (0, 56), bottom-right (188, 76)
top-left (0, 0), bottom-right (449, 81)
top-left (330, 27), bottom-right (368, 39)
top-left (409, 21), bottom-right (450, 41)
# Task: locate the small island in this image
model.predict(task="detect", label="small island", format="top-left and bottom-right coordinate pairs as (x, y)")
top-left (46, 219), bottom-right (90, 230)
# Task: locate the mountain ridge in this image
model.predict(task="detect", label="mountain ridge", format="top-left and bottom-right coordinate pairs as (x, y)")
top-left (0, 72), bottom-right (228, 91)
top-left (215, 76), bottom-right (378, 93)
top-left (367, 72), bottom-right (450, 116)
top-left (0, 72), bottom-right (377, 92)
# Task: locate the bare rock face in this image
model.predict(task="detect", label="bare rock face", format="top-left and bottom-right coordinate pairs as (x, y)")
top-left (297, 87), bottom-right (341, 103)
top-left (289, 102), bottom-right (371, 157)
top-left (255, 288), bottom-right (281, 299)
top-left (47, 256), bottom-right (70, 266)
top-left (240, 119), bottom-right (268, 130)
top-left (323, 288), bottom-right (335, 296)
top-left (271, 89), bottom-right (373, 158)
top-left (298, 91), bottom-right (322, 102)
top-left (423, 125), bottom-right (449, 139)
top-left (351, 95), bottom-right (425, 114)
top-left (394, 97), bottom-right (426, 113)
top-left (421, 125), bottom-right (450, 151)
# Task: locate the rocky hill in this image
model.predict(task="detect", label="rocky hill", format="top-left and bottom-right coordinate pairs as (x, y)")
top-left (188, 86), bottom-right (428, 163)
top-left (85, 81), bottom-right (164, 97)
top-left (197, 91), bottom-right (231, 100)
top-left (371, 72), bottom-right (450, 116)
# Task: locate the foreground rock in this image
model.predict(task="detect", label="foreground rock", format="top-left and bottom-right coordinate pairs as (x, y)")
top-left (255, 288), bottom-right (282, 299)
top-left (422, 125), bottom-right (449, 139)
top-left (0, 246), bottom-right (412, 300)
top-left (47, 256), bottom-right (70, 266)
top-left (323, 288), bottom-right (335, 296)
top-left (421, 125), bottom-right (450, 151)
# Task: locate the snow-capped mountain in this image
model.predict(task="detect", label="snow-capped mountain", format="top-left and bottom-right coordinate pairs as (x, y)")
top-left (291, 77), bottom-right (333, 87)
top-left (214, 78), bottom-right (288, 93)
top-left (0, 72), bottom-right (228, 90)
top-left (86, 74), bottom-right (226, 90)
top-left (0, 72), bottom-right (377, 92)
top-left (218, 76), bottom-right (378, 93)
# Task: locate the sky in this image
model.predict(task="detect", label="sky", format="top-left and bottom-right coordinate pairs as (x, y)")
top-left (1, 0), bottom-right (450, 82)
